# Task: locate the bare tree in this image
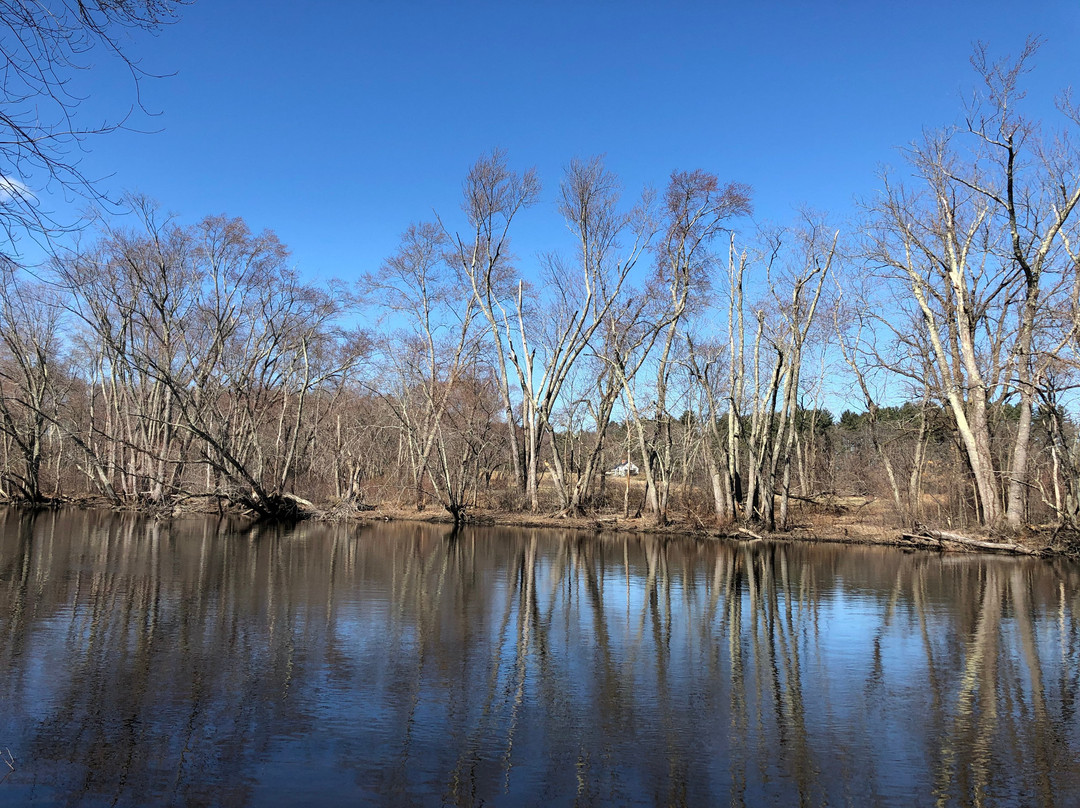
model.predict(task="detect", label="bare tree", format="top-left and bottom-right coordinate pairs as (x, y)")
top-left (834, 279), bottom-right (908, 518)
top-left (868, 39), bottom-right (1080, 530)
top-left (454, 154), bottom-right (651, 514)
top-left (449, 149), bottom-right (540, 500)
top-left (833, 272), bottom-right (936, 526)
top-left (363, 221), bottom-right (481, 514)
top-left (0, 1), bottom-right (187, 255)
top-left (684, 335), bottom-right (735, 522)
top-left (737, 221), bottom-right (833, 529)
top-left (510, 156), bottom-right (651, 513)
top-left (55, 200), bottom-right (361, 517)
top-left (613, 171), bottom-right (751, 525)
top-left (549, 349), bottom-right (624, 515)
top-left (0, 264), bottom-right (67, 499)
top-left (426, 368), bottom-right (502, 522)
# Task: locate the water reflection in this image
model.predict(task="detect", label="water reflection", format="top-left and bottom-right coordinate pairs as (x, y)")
top-left (1, 508), bottom-right (1079, 806)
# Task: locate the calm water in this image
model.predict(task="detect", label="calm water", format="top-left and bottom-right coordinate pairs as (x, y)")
top-left (1, 509), bottom-right (1079, 806)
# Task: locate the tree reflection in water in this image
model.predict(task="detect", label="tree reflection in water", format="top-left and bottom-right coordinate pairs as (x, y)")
top-left (1, 508), bottom-right (1079, 806)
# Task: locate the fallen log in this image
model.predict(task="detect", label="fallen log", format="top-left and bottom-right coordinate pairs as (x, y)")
top-left (716, 527), bottom-right (764, 542)
top-left (901, 527), bottom-right (1044, 556)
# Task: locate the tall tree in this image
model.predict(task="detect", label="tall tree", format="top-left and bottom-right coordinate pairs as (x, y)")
top-left (449, 149), bottom-right (540, 500)
top-left (364, 221), bottom-right (481, 514)
top-left (55, 200), bottom-right (361, 517)
top-left (508, 156), bottom-right (650, 513)
top-left (0, 265), bottom-right (66, 500)
top-left (614, 171), bottom-right (751, 525)
top-left (868, 39), bottom-right (1080, 530)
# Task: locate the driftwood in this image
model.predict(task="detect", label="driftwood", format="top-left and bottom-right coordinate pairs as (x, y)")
top-left (716, 526), bottom-right (764, 542)
top-left (900, 526), bottom-right (1045, 556)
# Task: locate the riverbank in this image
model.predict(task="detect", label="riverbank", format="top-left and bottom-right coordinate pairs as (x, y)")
top-left (3, 494), bottom-right (1073, 558)
top-left (349, 501), bottom-right (1073, 558)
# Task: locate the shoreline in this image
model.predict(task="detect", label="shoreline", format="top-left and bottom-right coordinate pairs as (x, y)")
top-left (2, 497), bottom-right (1072, 558)
top-left (350, 505), bottom-right (1069, 558)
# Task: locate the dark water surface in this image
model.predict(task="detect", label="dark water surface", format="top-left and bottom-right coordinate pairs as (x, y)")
top-left (2, 509), bottom-right (1079, 806)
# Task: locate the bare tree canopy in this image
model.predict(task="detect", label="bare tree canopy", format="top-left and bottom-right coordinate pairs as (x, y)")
top-left (865, 37), bottom-right (1080, 530)
top-left (0, 0), bottom-right (186, 254)
top-left (2, 32), bottom-right (1080, 546)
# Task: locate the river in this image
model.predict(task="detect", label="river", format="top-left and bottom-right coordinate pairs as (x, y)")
top-left (1, 508), bottom-right (1078, 806)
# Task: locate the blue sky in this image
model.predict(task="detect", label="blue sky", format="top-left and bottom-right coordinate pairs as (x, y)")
top-left (31, 0), bottom-right (1080, 284)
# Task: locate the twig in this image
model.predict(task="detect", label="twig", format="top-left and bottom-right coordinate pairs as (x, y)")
top-left (0, 747), bottom-right (14, 785)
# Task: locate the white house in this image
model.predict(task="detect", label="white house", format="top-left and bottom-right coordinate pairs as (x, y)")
top-left (606, 461), bottom-right (639, 477)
